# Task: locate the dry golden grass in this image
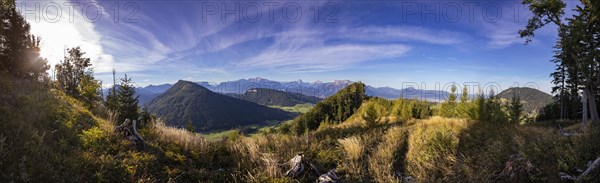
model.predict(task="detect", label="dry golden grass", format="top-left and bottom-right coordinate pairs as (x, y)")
top-left (406, 117), bottom-right (470, 181)
top-left (339, 136), bottom-right (364, 161)
top-left (368, 126), bottom-right (406, 183)
top-left (152, 121), bottom-right (208, 152)
top-left (260, 153), bottom-right (282, 178)
top-left (338, 136), bottom-right (365, 177)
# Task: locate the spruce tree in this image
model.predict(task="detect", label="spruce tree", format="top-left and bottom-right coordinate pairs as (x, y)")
top-left (105, 69), bottom-right (119, 112)
top-left (441, 85), bottom-right (458, 117)
top-left (78, 69), bottom-right (101, 109)
top-left (363, 103), bottom-right (378, 126)
top-left (457, 86), bottom-right (470, 118)
top-left (116, 74), bottom-right (139, 123)
top-left (0, 0), bottom-right (48, 77)
top-left (520, 0), bottom-right (600, 125)
top-left (509, 93), bottom-right (523, 124)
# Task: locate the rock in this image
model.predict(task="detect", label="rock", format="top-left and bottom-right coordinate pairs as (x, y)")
top-left (284, 153), bottom-right (319, 178)
top-left (317, 169), bottom-right (339, 183)
top-left (496, 154), bottom-right (538, 182)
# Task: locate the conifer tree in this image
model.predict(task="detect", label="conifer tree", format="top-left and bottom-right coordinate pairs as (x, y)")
top-left (105, 69), bottom-right (119, 112)
top-left (116, 74), bottom-right (139, 123)
top-left (520, 0), bottom-right (600, 125)
top-left (509, 93), bottom-right (523, 124)
top-left (363, 103), bottom-right (378, 126)
top-left (457, 86), bottom-right (470, 118)
top-left (0, 0), bottom-right (49, 78)
top-left (441, 85), bottom-right (458, 117)
top-left (78, 70), bottom-right (101, 109)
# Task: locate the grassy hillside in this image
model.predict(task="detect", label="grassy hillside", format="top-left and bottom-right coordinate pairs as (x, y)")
top-left (147, 80), bottom-right (295, 132)
top-left (276, 82), bottom-right (366, 134)
top-left (0, 77), bottom-right (235, 182)
top-left (3, 77), bottom-right (600, 182)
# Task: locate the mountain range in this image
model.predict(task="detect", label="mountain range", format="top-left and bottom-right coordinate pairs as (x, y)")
top-left (146, 80), bottom-right (295, 132)
top-left (228, 88), bottom-right (322, 107)
top-left (120, 77), bottom-right (450, 106)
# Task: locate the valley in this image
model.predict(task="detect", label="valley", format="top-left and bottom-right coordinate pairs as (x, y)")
top-left (3, 0), bottom-right (600, 182)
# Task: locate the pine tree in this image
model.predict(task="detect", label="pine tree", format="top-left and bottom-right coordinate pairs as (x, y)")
top-left (138, 105), bottom-right (154, 126)
top-left (185, 119), bottom-right (195, 132)
top-left (363, 103), bottom-right (378, 126)
top-left (0, 0), bottom-right (48, 78)
top-left (509, 93), bottom-right (523, 124)
top-left (116, 74), bottom-right (139, 123)
top-left (105, 69), bottom-right (119, 112)
top-left (457, 86), bottom-right (470, 118)
top-left (78, 69), bottom-right (101, 109)
top-left (441, 85), bottom-right (458, 117)
top-left (520, 0), bottom-right (600, 125)
top-left (475, 91), bottom-right (486, 121)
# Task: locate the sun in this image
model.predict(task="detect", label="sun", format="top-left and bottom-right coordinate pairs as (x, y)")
top-left (28, 21), bottom-right (82, 67)
top-left (21, 0), bottom-right (113, 72)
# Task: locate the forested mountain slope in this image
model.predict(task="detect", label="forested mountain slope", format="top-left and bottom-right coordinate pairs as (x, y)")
top-left (147, 80), bottom-right (295, 132)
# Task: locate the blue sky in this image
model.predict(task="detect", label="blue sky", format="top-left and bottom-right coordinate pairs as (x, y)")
top-left (19, 0), bottom-right (581, 93)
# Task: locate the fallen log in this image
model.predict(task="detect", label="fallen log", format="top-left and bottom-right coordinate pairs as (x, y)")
top-left (559, 156), bottom-right (600, 181)
top-left (558, 125), bottom-right (575, 137)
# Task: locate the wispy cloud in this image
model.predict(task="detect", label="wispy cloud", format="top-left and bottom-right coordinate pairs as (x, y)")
top-left (238, 40), bottom-right (411, 72)
top-left (484, 20), bottom-right (526, 49)
top-left (345, 26), bottom-right (465, 45)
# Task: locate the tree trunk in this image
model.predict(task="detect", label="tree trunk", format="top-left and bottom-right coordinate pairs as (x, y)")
top-left (587, 88), bottom-right (599, 124)
top-left (582, 89), bottom-right (589, 128)
top-left (560, 66), bottom-right (566, 119)
top-left (560, 92), bottom-right (565, 119)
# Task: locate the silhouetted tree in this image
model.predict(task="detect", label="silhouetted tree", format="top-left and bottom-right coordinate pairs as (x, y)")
top-left (520, 0), bottom-right (600, 125)
top-left (0, 0), bottom-right (48, 78)
top-left (105, 68), bottom-right (119, 112)
top-left (116, 74), bottom-right (139, 123)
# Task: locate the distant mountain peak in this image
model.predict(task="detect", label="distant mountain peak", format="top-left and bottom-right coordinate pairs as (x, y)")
top-left (248, 77), bottom-right (268, 82)
top-left (497, 87), bottom-right (553, 113)
top-left (171, 80), bottom-right (210, 92)
top-left (333, 80), bottom-right (353, 85)
top-left (147, 81), bottom-right (294, 132)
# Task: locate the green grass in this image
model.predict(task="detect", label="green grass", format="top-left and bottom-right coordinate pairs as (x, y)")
top-left (199, 120), bottom-right (283, 139)
top-left (269, 103), bottom-right (315, 113)
top-left (200, 129), bottom-right (240, 139)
